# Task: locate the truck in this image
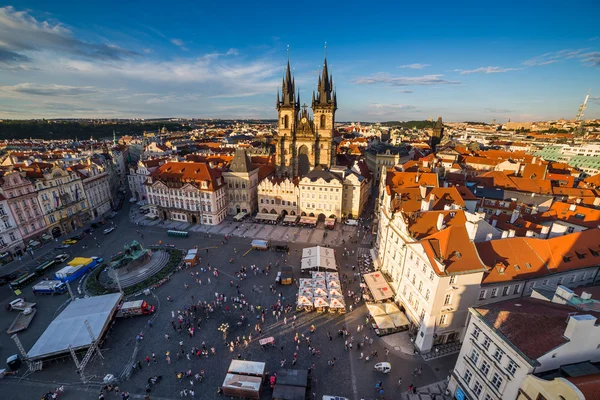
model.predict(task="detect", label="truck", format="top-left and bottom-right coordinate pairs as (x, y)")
top-left (5, 298), bottom-right (37, 311)
top-left (54, 257), bottom-right (97, 283)
top-left (32, 280), bottom-right (67, 295)
top-left (251, 239), bottom-right (270, 251)
top-left (116, 300), bottom-right (155, 318)
top-left (9, 272), bottom-right (37, 290)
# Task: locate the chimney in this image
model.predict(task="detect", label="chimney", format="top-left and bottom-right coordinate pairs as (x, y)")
top-left (420, 198), bottom-right (430, 212)
top-left (429, 193), bottom-right (436, 210)
top-left (436, 213), bottom-right (445, 231)
top-left (419, 185), bottom-right (427, 200)
top-left (485, 233), bottom-right (493, 241)
top-left (495, 209), bottom-right (501, 216)
top-left (541, 225), bottom-right (550, 236)
top-left (525, 230), bottom-right (534, 237)
top-left (581, 292), bottom-right (592, 300)
top-left (569, 204), bottom-right (576, 212)
top-left (508, 229), bottom-right (516, 238)
top-left (501, 230), bottom-right (509, 239)
top-left (564, 315), bottom-right (597, 340)
top-left (443, 181), bottom-right (449, 188)
top-left (491, 219), bottom-right (497, 227)
top-left (415, 174), bottom-right (420, 183)
top-left (510, 210), bottom-right (520, 224)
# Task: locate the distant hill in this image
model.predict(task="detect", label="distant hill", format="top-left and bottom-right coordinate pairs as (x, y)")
top-left (380, 120), bottom-right (436, 129)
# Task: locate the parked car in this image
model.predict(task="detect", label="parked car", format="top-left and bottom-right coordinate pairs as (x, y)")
top-left (91, 256), bottom-right (104, 264)
top-left (70, 234), bottom-right (84, 241)
top-left (83, 228), bottom-right (94, 234)
top-left (91, 222), bottom-right (104, 228)
top-left (103, 227), bottom-right (115, 235)
top-left (62, 239), bottom-right (77, 245)
top-left (55, 254), bottom-right (69, 263)
top-left (55, 244), bottom-right (70, 249)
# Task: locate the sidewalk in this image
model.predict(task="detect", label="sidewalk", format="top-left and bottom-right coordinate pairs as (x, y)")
top-left (401, 380), bottom-right (452, 400)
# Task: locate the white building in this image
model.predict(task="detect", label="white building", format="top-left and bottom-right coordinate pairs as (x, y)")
top-left (146, 161), bottom-right (227, 225)
top-left (128, 158), bottom-right (167, 201)
top-left (257, 176), bottom-right (299, 216)
top-left (448, 297), bottom-right (600, 400)
top-left (70, 162), bottom-right (112, 220)
top-left (298, 167), bottom-right (343, 220)
top-left (222, 149), bottom-right (260, 215)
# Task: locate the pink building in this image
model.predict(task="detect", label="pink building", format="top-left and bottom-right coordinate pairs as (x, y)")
top-left (0, 170), bottom-right (47, 246)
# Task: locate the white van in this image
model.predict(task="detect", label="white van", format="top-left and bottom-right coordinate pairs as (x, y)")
top-left (344, 219), bottom-right (359, 226)
top-left (323, 396), bottom-right (350, 400)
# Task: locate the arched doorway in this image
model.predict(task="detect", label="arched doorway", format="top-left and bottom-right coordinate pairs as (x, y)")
top-left (236, 205), bottom-right (241, 214)
top-left (301, 212), bottom-right (306, 216)
top-left (162, 211), bottom-right (167, 220)
top-left (191, 215), bottom-right (197, 224)
top-left (318, 213), bottom-right (326, 222)
top-left (51, 227), bottom-right (61, 238)
top-left (262, 208), bottom-right (268, 213)
top-left (329, 214), bottom-right (336, 219)
top-left (297, 145), bottom-right (310, 177)
top-left (309, 213), bottom-right (315, 217)
top-left (290, 211), bottom-right (296, 215)
top-left (270, 209), bottom-right (277, 214)
top-left (281, 210), bottom-right (288, 216)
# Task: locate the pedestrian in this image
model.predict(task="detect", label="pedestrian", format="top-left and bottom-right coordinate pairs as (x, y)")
top-left (165, 334), bottom-right (170, 340)
top-left (208, 277), bottom-right (211, 284)
top-left (148, 320), bottom-right (153, 328)
top-left (417, 367), bottom-right (423, 376)
top-left (398, 377), bottom-right (402, 386)
top-left (137, 360), bottom-right (142, 370)
top-left (152, 353), bottom-right (157, 363)
top-left (359, 352), bottom-right (363, 360)
top-left (145, 356), bottom-right (150, 366)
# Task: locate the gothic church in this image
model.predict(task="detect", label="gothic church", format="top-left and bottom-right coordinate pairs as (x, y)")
top-left (275, 57), bottom-right (337, 177)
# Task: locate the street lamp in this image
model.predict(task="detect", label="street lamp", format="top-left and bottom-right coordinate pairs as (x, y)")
top-left (218, 323), bottom-right (229, 341)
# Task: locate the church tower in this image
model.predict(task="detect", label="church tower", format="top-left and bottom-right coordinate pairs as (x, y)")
top-left (312, 57), bottom-right (337, 167)
top-left (276, 59), bottom-right (299, 175)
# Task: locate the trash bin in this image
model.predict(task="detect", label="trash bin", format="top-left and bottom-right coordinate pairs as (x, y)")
top-left (6, 355), bottom-right (21, 371)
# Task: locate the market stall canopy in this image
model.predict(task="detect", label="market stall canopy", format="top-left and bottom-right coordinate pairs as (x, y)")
top-left (299, 287), bottom-right (313, 296)
top-left (228, 360), bottom-right (266, 376)
top-left (233, 212), bottom-right (247, 221)
top-left (327, 280), bottom-right (341, 288)
top-left (255, 213), bottom-right (279, 221)
top-left (297, 295), bottom-right (313, 307)
top-left (329, 288), bottom-right (343, 298)
top-left (299, 216), bottom-right (318, 225)
top-left (313, 278), bottom-right (326, 289)
top-left (299, 279), bottom-right (314, 288)
top-left (275, 369), bottom-right (309, 387)
top-left (366, 303), bottom-right (387, 317)
top-left (311, 271), bottom-right (326, 280)
top-left (303, 246), bottom-right (335, 259)
top-left (283, 215), bottom-right (299, 223)
top-left (388, 310), bottom-right (410, 329)
top-left (372, 314), bottom-right (396, 330)
top-left (324, 218), bottom-right (336, 227)
top-left (326, 272), bottom-right (339, 281)
top-left (313, 297), bottom-right (328, 308)
top-left (222, 373), bottom-right (262, 391)
top-left (314, 287), bottom-right (328, 296)
top-left (363, 272), bottom-right (394, 301)
top-left (329, 297), bottom-right (345, 309)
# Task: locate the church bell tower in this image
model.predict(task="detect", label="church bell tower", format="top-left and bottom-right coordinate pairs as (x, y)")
top-left (312, 56), bottom-right (337, 167)
top-left (276, 59), bottom-right (299, 175)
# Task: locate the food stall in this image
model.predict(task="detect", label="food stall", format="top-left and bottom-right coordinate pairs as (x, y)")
top-left (296, 295), bottom-right (313, 311)
top-left (313, 296), bottom-right (328, 312)
top-left (329, 297), bottom-right (346, 314)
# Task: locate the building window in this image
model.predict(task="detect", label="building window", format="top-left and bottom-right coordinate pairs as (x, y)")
top-left (479, 290), bottom-right (486, 300)
top-left (470, 349), bottom-right (479, 364)
top-left (542, 279), bottom-right (548, 286)
top-left (464, 369), bottom-right (473, 384)
top-left (473, 381), bottom-right (483, 396)
top-left (557, 277), bottom-right (564, 285)
top-left (439, 314), bottom-right (448, 325)
top-left (482, 337), bottom-right (491, 350)
top-left (480, 360), bottom-right (491, 376)
top-left (491, 373), bottom-right (503, 390)
top-left (569, 275), bottom-right (576, 283)
top-left (429, 271), bottom-right (434, 281)
top-left (493, 347), bottom-right (504, 362)
top-left (450, 275), bottom-right (457, 284)
top-left (425, 289), bottom-right (430, 301)
top-left (502, 286), bottom-right (509, 296)
top-left (473, 326), bottom-right (481, 339)
top-left (491, 288), bottom-right (498, 298)
top-left (506, 360), bottom-right (518, 375)
top-left (444, 294), bottom-right (452, 306)
top-left (528, 282), bottom-right (535, 291)
top-left (513, 285), bottom-right (521, 295)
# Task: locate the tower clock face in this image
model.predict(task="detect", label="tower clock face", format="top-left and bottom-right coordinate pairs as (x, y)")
top-left (301, 117), bottom-right (307, 123)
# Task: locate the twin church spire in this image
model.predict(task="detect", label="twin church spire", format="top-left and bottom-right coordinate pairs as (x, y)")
top-left (276, 49), bottom-right (336, 112)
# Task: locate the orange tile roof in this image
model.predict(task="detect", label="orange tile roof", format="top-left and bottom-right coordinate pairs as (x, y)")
top-left (385, 170), bottom-right (439, 190)
top-left (547, 202), bottom-right (600, 229)
top-left (406, 210), bottom-right (468, 239)
top-left (477, 228), bottom-right (600, 284)
top-left (488, 215), bottom-right (546, 236)
top-left (521, 163), bottom-right (547, 179)
top-left (582, 173), bottom-right (600, 189)
top-left (509, 177), bottom-right (553, 195)
top-left (150, 161), bottom-right (224, 191)
top-left (552, 187), bottom-right (596, 198)
top-left (389, 186), bottom-right (465, 213)
top-left (472, 171), bottom-right (518, 190)
top-left (461, 156), bottom-right (502, 167)
top-left (476, 149), bottom-right (535, 163)
top-left (418, 225), bottom-right (488, 276)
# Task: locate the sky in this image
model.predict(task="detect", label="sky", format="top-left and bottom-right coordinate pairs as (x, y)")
top-left (0, 0), bottom-right (599, 122)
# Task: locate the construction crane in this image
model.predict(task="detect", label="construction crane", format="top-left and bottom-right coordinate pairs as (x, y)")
top-left (575, 89), bottom-right (591, 134)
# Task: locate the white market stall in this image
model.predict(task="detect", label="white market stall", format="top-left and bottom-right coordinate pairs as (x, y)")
top-left (301, 246), bottom-right (337, 272)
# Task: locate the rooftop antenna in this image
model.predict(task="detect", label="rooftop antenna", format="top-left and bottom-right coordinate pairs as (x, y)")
top-left (324, 41), bottom-right (327, 58)
top-left (287, 44), bottom-right (290, 62)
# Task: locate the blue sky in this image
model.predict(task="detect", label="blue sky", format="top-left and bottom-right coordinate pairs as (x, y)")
top-left (0, 0), bottom-right (599, 122)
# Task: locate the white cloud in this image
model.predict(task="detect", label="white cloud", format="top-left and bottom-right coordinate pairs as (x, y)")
top-left (399, 63), bottom-right (430, 69)
top-left (523, 49), bottom-right (586, 67)
top-left (0, 83), bottom-right (104, 96)
top-left (456, 66), bottom-right (522, 75)
top-left (0, 6), bottom-right (139, 66)
top-left (353, 73), bottom-right (460, 86)
top-left (170, 38), bottom-right (187, 51)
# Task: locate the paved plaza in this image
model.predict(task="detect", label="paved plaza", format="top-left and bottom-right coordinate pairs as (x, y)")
top-left (0, 203), bottom-right (457, 400)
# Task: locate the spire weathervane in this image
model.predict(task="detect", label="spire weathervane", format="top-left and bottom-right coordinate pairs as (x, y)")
top-left (324, 41), bottom-right (327, 58)
top-left (287, 45), bottom-right (290, 61)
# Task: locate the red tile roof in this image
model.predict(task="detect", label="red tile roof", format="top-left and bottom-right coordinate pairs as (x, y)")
top-left (566, 373), bottom-right (600, 400)
top-left (477, 228), bottom-right (600, 284)
top-left (150, 161), bottom-right (224, 191)
top-left (473, 297), bottom-right (583, 360)
top-left (547, 202), bottom-right (600, 229)
top-left (385, 170), bottom-right (439, 190)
